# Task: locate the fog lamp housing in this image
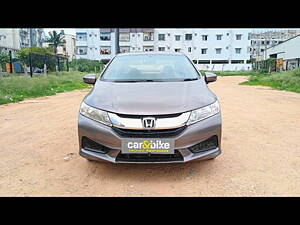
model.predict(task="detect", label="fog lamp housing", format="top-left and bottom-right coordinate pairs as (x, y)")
top-left (188, 136), bottom-right (218, 153)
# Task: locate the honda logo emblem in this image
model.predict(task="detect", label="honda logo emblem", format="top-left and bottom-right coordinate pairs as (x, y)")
top-left (142, 117), bottom-right (156, 129)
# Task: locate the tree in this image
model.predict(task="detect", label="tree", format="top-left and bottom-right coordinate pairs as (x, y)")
top-left (46, 31), bottom-right (66, 55)
top-left (16, 47), bottom-right (56, 71)
top-left (0, 51), bottom-right (9, 65)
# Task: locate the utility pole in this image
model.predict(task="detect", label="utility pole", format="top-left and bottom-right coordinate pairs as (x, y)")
top-left (9, 50), bottom-right (13, 73)
top-left (115, 28), bottom-right (120, 55)
top-left (29, 52), bottom-right (33, 77)
top-left (29, 28), bottom-right (33, 47)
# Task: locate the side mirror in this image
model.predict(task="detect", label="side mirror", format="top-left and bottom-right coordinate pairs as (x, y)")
top-left (83, 74), bottom-right (96, 85)
top-left (204, 72), bottom-right (217, 83)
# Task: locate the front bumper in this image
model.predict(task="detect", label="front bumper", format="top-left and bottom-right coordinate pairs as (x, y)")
top-left (78, 113), bottom-right (222, 163)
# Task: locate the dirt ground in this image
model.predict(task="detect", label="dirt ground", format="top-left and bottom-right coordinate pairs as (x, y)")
top-left (0, 76), bottom-right (300, 197)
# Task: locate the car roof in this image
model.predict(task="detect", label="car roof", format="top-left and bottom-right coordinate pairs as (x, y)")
top-left (115, 52), bottom-right (186, 57)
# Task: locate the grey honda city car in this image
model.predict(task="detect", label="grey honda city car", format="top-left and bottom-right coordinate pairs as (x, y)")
top-left (78, 52), bottom-right (221, 163)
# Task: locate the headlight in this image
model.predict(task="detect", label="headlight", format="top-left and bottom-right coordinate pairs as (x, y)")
top-left (79, 101), bottom-right (112, 126)
top-left (186, 101), bottom-right (220, 125)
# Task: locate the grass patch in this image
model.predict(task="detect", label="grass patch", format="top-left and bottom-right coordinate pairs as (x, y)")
top-left (0, 71), bottom-right (91, 104)
top-left (240, 68), bottom-right (300, 93)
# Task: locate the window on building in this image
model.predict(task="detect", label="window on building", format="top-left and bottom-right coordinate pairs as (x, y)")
top-left (216, 35), bottom-right (222, 40)
top-left (235, 48), bottom-right (241, 54)
top-left (158, 47), bottom-right (165, 51)
top-left (143, 32), bottom-right (154, 41)
top-left (89, 34), bottom-right (92, 37)
top-left (120, 46), bottom-right (130, 53)
top-left (158, 34), bottom-right (165, 41)
top-left (212, 60), bottom-right (229, 64)
top-left (77, 46), bottom-right (87, 55)
top-left (143, 46), bottom-right (154, 51)
top-left (174, 48), bottom-right (181, 52)
top-left (188, 47), bottom-right (192, 52)
top-left (201, 48), bottom-right (207, 54)
top-left (100, 46), bottom-right (111, 55)
top-left (100, 32), bottom-right (111, 41)
top-left (185, 34), bottom-right (192, 40)
top-left (119, 33), bottom-right (130, 42)
top-left (261, 41), bottom-right (265, 45)
top-left (192, 60), bottom-right (197, 64)
top-left (76, 33), bottom-right (87, 41)
top-left (198, 60), bottom-right (210, 64)
top-left (167, 33), bottom-right (170, 36)
top-left (175, 35), bottom-right (181, 41)
top-left (132, 34), bottom-right (135, 37)
top-left (202, 35), bottom-right (208, 41)
top-left (132, 47), bottom-right (135, 50)
top-left (216, 48), bottom-right (222, 54)
top-left (266, 41), bottom-right (270, 45)
top-left (231, 60), bottom-right (244, 64)
top-left (236, 34), bottom-right (242, 40)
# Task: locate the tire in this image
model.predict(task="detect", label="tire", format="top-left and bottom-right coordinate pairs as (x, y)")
top-left (86, 158), bottom-right (94, 162)
top-left (208, 157), bottom-right (216, 160)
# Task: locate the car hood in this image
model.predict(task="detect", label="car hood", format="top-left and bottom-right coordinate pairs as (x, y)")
top-left (84, 79), bottom-right (217, 115)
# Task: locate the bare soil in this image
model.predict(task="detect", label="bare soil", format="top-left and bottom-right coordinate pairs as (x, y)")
top-left (0, 76), bottom-right (300, 196)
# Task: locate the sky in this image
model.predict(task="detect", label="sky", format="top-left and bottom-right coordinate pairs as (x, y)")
top-left (44, 28), bottom-right (76, 36)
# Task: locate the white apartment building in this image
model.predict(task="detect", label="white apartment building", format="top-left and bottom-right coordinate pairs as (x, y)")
top-left (0, 28), bottom-right (45, 56)
top-left (42, 33), bottom-right (76, 61)
top-left (0, 28), bottom-right (22, 56)
top-left (250, 30), bottom-right (300, 61)
top-left (76, 28), bottom-right (252, 71)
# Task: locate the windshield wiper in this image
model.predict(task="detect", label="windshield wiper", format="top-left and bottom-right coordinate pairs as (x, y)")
top-left (113, 79), bottom-right (156, 83)
top-left (182, 78), bottom-right (198, 81)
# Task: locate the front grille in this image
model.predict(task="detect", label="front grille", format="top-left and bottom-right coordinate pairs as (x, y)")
top-left (115, 113), bottom-right (182, 119)
top-left (112, 126), bottom-right (186, 138)
top-left (116, 150), bottom-right (183, 162)
top-left (82, 137), bottom-right (110, 154)
top-left (188, 135), bottom-right (218, 153)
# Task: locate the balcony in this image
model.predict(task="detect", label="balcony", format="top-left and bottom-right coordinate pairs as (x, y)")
top-left (100, 47), bottom-right (111, 55)
top-left (119, 33), bottom-right (130, 42)
top-left (143, 32), bottom-right (154, 41)
top-left (100, 33), bottom-right (111, 41)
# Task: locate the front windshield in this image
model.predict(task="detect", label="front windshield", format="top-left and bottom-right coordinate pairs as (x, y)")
top-left (100, 54), bottom-right (200, 82)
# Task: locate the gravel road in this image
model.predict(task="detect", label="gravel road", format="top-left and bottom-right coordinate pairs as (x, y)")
top-left (1, 76), bottom-right (300, 196)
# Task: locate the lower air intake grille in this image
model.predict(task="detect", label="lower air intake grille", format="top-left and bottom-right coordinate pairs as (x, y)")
top-left (116, 150), bottom-right (183, 162)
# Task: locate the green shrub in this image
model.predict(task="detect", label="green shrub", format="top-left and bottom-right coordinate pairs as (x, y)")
top-left (241, 68), bottom-right (300, 93)
top-left (69, 59), bottom-right (104, 73)
top-left (0, 71), bottom-right (90, 104)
